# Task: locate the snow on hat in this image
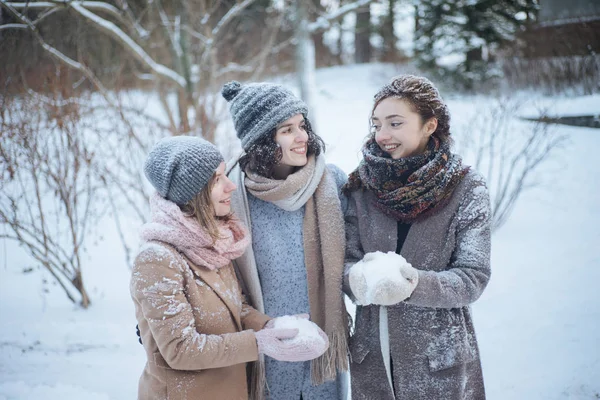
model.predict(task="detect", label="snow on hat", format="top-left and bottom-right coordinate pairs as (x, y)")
top-left (144, 136), bottom-right (224, 206)
top-left (221, 81), bottom-right (309, 151)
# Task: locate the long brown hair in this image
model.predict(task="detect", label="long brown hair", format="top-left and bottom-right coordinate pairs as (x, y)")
top-left (179, 173), bottom-right (232, 243)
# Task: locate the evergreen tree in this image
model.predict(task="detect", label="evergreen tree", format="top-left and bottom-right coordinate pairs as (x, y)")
top-left (415, 0), bottom-right (539, 89)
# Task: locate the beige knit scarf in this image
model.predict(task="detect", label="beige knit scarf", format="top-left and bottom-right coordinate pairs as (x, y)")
top-left (244, 155), bottom-right (350, 385)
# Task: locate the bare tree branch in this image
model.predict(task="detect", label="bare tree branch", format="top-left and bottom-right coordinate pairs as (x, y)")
top-left (69, 3), bottom-right (186, 87)
top-left (0, 22), bottom-right (26, 30)
top-left (181, 24), bottom-right (209, 43)
top-left (455, 97), bottom-right (567, 232)
top-left (199, 0), bottom-right (255, 66)
top-left (308, 0), bottom-right (372, 32)
top-left (7, 0), bottom-right (149, 37)
top-left (211, 0), bottom-right (254, 38)
top-left (1, 1), bottom-right (114, 102)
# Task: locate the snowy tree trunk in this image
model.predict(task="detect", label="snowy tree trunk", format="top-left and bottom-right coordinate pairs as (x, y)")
top-left (355, 6), bottom-right (371, 63)
top-left (294, 1), bottom-right (318, 129)
top-left (381, 0), bottom-right (398, 62)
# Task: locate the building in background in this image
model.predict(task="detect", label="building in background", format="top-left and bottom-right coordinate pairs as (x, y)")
top-left (524, 0), bottom-right (600, 58)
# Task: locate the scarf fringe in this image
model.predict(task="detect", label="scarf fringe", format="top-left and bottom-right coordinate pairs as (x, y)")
top-left (310, 330), bottom-right (350, 385)
top-left (248, 355), bottom-right (266, 400)
top-left (250, 333), bottom-right (349, 399)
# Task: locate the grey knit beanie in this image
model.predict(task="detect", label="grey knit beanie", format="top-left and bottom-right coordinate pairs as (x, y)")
top-left (144, 136), bottom-right (224, 206)
top-left (221, 81), bottom-right (309, 150)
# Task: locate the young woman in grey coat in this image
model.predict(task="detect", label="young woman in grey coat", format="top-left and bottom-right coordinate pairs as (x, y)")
top-left (343, 75), bottom-right (491, 400)
top-left (221, 81), bottom-right (350, 400)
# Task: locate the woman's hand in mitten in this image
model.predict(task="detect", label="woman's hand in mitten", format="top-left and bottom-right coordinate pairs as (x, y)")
top-left (371, 260), bottom-right (419, 306)
top-left (284, 321), bottom-right (329, 362)
top-left (348, 263), bottom-right (369, 305)
top-left (399, 263), bottom-right (419, 293)
top-left (255, 328), bottom-right (299, 361)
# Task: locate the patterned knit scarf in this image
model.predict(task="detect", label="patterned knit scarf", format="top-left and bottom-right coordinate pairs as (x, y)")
top-left (244, 155), bottom-right (349, 385)
top-left (140, 192), bottom-right (250, 269)
top-left (344, 136), bottom-right (469, 222)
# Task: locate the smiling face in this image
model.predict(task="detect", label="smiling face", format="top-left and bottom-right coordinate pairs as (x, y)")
top-left (272, 113), bottom-right (309, 178)
top-left (371, 98), bottom-right (438, 159)
top-left (210, 162), bottom-right (237, 217)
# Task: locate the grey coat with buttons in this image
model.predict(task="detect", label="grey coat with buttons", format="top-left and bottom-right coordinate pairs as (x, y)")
top-left (344, 170), bottom-right (491, 400)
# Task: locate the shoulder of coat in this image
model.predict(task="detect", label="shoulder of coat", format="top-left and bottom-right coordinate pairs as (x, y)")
top-left (454, 168), bottom-right (491, 220)
top-left (133, 241), bottom-right (186, 272)
top-left (463, 168), bottom-right (487, 187)
top-left (326, 163), bottom-right (345, 178)
top-left (459, 168), bottom-right (489, 198)
top-left (346, 187), bottom-right (377, 217)
top-left (326, 163), bottom-right (349, 194)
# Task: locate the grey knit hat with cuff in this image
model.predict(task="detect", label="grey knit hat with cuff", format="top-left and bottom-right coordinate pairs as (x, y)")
top-left (221, 81), bottom-right (309, 150)
top-left (144, 136), bottom-right (224, 206)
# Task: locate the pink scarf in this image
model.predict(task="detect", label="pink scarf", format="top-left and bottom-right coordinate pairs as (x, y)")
top-left (140, 192), bottom-right (250, 270)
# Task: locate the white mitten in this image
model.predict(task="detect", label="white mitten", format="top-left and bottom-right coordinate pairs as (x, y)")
top-left (348, 261), bottom-right (369, 305)
top-left (399, 263), bottom-right (419, 290)
top-left (255, 328), bottom-right (301, 361)
top-left (371, 255), bottom-right (419, 305)
top-left (350, 251), bottom-right (420, 306)
top-left (267, 315), bottom-right (329, 362)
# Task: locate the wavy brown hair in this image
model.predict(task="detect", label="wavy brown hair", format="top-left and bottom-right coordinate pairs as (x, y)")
top-left (179, 173), bottom-right (232, 243)
top-left (239, 116), bottom-right (325, 178)
top-left (371, 74), bottom-right (452, 145)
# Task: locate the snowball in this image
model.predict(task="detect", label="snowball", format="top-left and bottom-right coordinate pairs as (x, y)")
top-left (272, 316), bottom-right (326, 347)
top-left (351, 251), bottom-right (412, 305)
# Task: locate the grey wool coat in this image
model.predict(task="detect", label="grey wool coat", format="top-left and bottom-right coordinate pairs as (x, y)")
top-left (344, 170), bottom-right (491, 400)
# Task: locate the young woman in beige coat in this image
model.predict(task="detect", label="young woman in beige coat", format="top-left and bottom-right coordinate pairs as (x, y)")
top-left (131, 136), bottom-right (328, 400)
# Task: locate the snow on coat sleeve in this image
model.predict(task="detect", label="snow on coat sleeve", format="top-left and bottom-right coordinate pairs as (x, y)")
top-left (406, 174), bottom-right (492, 309)
top-left (131, 248), bottom-right (259, 371)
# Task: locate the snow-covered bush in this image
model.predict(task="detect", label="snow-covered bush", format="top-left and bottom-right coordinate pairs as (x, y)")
top-left (0, 87), bottom-right (169, 307)
top-left (454, 96), bottom-right (567, 231)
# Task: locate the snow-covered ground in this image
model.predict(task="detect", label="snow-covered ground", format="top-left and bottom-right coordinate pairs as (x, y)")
top-left (1, 63), bottom-right (599, 399)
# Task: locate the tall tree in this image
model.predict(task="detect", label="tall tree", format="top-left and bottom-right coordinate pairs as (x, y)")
top-left (0, 0), bottom-right (280, 140)
top-left (354, 4), bottom-right (371, 63)
top-left (380, 0), bottom-right (398, 62)
top-left (293, 0), bottom-right (373, 127)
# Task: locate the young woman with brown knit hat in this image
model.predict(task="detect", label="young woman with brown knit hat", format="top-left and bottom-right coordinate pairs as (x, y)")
top-left (131, 136), bottom-right (328, 400)
top-left (222, 81), bottom-right (350, 400)
top-left (343, 75), bottom-right (492, 399)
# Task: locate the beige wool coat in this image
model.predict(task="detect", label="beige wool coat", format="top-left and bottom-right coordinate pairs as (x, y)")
top-left (345, 170), bottom-right (492, 400)
top-left (131, 241), bottom-right (271, 400)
